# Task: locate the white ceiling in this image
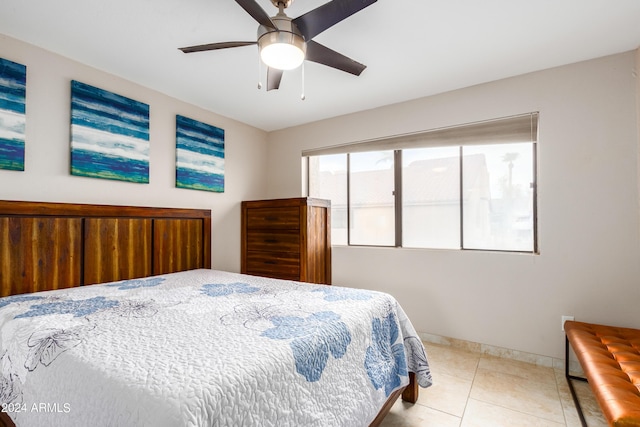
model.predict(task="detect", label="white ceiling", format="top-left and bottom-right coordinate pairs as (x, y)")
top-left (1, 0), bottom-right (640, 131)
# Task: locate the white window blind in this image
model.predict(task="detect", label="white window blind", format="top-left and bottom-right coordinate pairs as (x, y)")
top-left (302, 113), bottom-right (538, 157)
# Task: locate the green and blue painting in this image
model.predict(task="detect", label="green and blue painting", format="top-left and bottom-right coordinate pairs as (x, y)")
top-left (176, 115), bottom-right (224, 192)
top-left (70, 80), bottom-right (150, 183)
top-left (0, 58), bottom-right (26, 171)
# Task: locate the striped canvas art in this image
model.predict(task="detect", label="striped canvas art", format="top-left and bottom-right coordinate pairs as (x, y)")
top-left (70, 80), bottom-right (150, 183)
top-left (0, 58), bottom-right (27, 171)
top-left (176, 115), bottom-right (225, 192)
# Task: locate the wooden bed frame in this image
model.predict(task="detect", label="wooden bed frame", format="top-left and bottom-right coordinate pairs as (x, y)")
top-left (0, 200), bottom-right (417, 427)
top-left (0, 200), bottom-right (211, 297)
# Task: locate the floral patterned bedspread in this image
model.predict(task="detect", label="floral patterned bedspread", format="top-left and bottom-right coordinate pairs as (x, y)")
top-left (0, 269), bottom-right (432, 427)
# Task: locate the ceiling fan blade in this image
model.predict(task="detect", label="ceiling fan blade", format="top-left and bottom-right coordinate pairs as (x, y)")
top-left (179, 41), bottom-right (256, 53)
top-left (305, 41), bottom-right (366, 76)
top-left (235, 0), bottom-right (277, 29)
top-left (293, 0), bottom-right (377, 40)
top-left (267, 67), bottom-right (283, 91)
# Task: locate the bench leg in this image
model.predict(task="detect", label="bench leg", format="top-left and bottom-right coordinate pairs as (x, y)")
top-left (565, 335), bottom-right (588, 427)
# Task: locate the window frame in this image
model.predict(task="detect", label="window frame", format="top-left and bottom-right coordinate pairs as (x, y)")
top-left (305, 113), bottom-right (539, 254)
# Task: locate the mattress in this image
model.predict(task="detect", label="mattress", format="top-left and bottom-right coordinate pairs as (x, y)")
top-left (0, 269), bottom-right (432, 426)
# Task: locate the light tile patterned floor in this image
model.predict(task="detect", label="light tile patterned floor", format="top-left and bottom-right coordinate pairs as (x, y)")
top-left (381, 342), bottom-right (608, 427)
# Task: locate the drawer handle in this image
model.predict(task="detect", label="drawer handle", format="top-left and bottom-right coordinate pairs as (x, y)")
top-left (265, 216), bottom-right (279, 221)
top-left (264, 239), bottom-right (278, 244)
top-left (264, 260), bottom-right (277, 265)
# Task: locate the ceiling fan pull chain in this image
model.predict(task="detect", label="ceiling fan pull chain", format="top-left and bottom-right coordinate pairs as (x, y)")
top-left (257, 48), bottom-right (263, 90)
top-left (301, 61), bottom-right (306, 100)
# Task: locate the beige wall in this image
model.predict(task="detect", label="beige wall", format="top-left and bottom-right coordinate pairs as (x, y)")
top-left (267, 50), bottom-right (640, 359)
top-left (0, 34), bottom-right (269, 272)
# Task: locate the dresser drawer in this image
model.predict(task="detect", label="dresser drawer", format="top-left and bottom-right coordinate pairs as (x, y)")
top-left (246, 231), bottom-right (300, 253)
top-left (245, 251), bottom-right (300, 279)
top-left (246, 207), bottom-right (299, 229)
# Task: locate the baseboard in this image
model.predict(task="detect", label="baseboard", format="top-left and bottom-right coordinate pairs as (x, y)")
top-left (418, 331), bottom-right (584, 375)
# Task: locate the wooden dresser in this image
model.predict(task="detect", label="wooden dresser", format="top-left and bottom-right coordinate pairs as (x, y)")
top-left (241, 198), bottom-right (331, 284)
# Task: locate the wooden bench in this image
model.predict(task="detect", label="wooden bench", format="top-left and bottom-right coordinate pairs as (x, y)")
top-left (565, 321), bottom-right (640, 426)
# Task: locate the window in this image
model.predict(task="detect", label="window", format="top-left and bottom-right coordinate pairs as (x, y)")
top-left (349, 151), bottom-right (395, 246)
top-left (462, 143), bottom-right (535, 251)
top-left (403, 146), bottom-right (460, 249)
top-left (309, 154), bottom-right (347, 245)
top-left (305, 113), bottom-right (538, 253)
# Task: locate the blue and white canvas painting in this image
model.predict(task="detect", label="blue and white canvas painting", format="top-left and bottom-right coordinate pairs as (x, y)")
top-left (176, 115), bottom-right (224, 192)
top-left (70, 80), bottom-right (150, 183)
top-left (0, 58), bottom-right (26, 171)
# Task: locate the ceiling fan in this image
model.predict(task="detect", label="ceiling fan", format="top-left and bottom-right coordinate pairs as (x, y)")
top-left (179, 0), bottom-right (377, 91)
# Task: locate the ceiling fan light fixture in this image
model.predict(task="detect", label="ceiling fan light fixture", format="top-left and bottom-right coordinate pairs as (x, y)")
top-left (258, 31), bottom-right (306, 70)
top-left (179, 0), bottom-right (376, 90)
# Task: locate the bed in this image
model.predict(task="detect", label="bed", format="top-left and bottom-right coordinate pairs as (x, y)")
top-left (0, 200), bottom-right (432, 427)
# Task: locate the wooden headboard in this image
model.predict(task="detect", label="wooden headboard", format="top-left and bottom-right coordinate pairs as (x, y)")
top-left (0, 200), bottom-right (211, 297)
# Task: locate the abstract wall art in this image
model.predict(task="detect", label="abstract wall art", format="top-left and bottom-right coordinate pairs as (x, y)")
top-left (175, 115), bottom-right (225, 192)
top-left (70, 80), bottom-right (150, 183)
top-left (0, 57), bottom-right (27, 171)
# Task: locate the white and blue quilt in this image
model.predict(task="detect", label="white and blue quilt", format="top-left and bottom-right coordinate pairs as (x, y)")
top-left (0, 269), bottom-right (432, 426)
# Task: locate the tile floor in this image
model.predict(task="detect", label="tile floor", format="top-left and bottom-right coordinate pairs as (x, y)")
top-left (381, 342), bottom-right (608, 427)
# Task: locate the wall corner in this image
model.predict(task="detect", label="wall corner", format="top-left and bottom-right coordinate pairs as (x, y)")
top-left (636, 47), bottom-right (640, 251)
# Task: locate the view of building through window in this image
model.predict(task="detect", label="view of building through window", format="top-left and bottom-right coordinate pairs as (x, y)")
top-left (349, 151), bottom-right (395, 246)
top-left (402, 147), bottom-right (460, 249)
top-left (308, 142), bottom-right (535, 252)
top-left (463, 143), bottom-right (534, 251)
top-left (308, 154), bottom-right (348, 245)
